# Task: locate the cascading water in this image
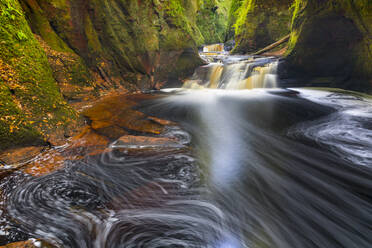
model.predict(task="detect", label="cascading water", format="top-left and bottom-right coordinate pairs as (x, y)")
top-left (183, 55), bottom-right (279, 90)
top-left (2, 45), bottom-right (372, 248)
top-left (202, 43), bottom-right (225, 53)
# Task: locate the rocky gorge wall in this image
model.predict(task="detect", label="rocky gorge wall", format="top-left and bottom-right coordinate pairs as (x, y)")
top-left (196, 0), bottom-right (232, 44)
top-left (231, 0), bottom-right (292, 54)
top-left (0, 0), bottom-right (78, 151)
top-left (1, 0), bottom-right (371, 152)
top-left (0, 0), bottom-right (227, 152)
top-left (20, 0), bottom-right (207, 90)
top-left (281, 0), bottom-right (372, 92)
top-left (229, 0), bottom-right (372, 92)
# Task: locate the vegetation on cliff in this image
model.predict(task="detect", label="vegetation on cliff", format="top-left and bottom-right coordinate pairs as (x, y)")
top-left (0, 0), bottom-right (78, 151)
top-left (196, 0), bottom-right (232, 44)
top-left (1, 0), bottom-right (372, 153)
top-left (18, 0), bottom-right (207, 90)
top-left (231, 0), bottom-right (292, 54)
top-left (0, 0), bottom-right (214, 152)
top-left (228, 0), bottom-right (371, 92)
top-left (283, 0), bottom-right (372, 91)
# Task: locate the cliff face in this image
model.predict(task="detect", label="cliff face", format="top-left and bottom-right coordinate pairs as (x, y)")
top-left (0, 0), bottom-right (209, 151)
top-left (282, 0), bottom-right (372, 92)
top-left (229, 0), bottom-right (371, 91)
top-left (20, 0), bottom-right (205, 90)
top-left (196, 0), bottom-right (232, 44)
top-left (0, 0), bottom-right (78, 151)
top-left (231, 0), bottom-right (292, 54)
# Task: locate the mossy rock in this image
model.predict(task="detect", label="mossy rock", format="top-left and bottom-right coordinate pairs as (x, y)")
top-left (196, 0), bottom-right (232, 44)
top-left (231, 0), bottom-right (292, 54)
top-left (18, 0), bottom-right (206, 89)
top-left (0, 0), bottom-right (78, 151)
top-left (282, 0), bottom-right (372, 92)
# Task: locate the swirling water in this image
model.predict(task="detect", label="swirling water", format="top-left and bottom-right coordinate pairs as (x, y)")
top-left (2, 56), bottom-right (372, 247)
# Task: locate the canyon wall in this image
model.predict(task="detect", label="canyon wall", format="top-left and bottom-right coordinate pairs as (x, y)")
top-left (229, 0), bottom-right (371, 92)
top-left (196, 0), bottom-right (232, 44)
top-left (0, 0), bottom-right (211, 151)
top-left (281, 0), bottom-right (372, 91)
top-left (231, 0), bottom-right (292, 54)
top-left (0, 0), bottom-right (78, 151)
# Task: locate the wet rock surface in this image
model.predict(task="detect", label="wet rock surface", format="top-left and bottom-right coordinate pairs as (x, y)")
top-left (281, 0), bottom-right (372, 92)
top-left (0, 239), bottom-right (54, 248)
top-left (231, 0), bottom-right (292, 54)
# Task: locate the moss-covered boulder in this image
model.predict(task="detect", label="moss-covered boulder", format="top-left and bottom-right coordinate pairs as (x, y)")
top-left (0, 0), bottom-right (78, 152)
top-left (231, 0), bottom-right (292, 54)
top-left (281, 0), bottom-right (372, 92)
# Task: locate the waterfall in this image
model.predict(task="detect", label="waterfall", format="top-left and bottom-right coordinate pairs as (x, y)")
top-left (184, 44), bottom-right (279, 90)
top-left (183, 57), bottom-right (279, 90)
top-left (202, 43), bottom-right (225, 53)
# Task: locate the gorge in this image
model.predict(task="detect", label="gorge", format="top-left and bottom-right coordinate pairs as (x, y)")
top-left (0, 0), bottom-right (372, 247)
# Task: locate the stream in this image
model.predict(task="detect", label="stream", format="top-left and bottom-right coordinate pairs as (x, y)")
top-left (1, 49), bottom-right (372, 247)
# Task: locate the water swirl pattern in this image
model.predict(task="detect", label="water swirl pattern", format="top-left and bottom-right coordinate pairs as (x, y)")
top-left (2, 55), bottom-right (372, 247)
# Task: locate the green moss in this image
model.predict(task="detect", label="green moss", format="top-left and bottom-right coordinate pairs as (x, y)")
top-left (84, 14), bottom-right (102, 55)
top-left (231, 0), bottom-right (292, 54)
top-left (165, 0), bottom-right (185, 17)
top-left (19, 0), bottom-right (72, 52)
top-left (36, 0), bottom-right (73, 43)
top-left (286, 30), bottom-right (299, 54)
top-left (163, 0), bottom-right (203, 46)
top-left (0, 81), bottom-right (42, 148)
top-left (233, 0), bottom-right (255, 36)
top-left (0, 0), bottom-right (77, 151)
top-left (285, 0), bottom-right (372, 92)
top-left (196, 0), bottom-right (232, 44)
top-left (226, 0), bottom-right (243, 39)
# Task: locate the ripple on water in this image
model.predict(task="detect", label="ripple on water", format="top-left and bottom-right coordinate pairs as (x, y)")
top-left (6, 144), bottom-right (235, 247)
top-left (290, 89), bottom-right (372, 166)
top-left (4, 88), bottom-right (372, 248)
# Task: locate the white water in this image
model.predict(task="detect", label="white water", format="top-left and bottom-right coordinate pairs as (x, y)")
top-left (183, 56), bottom-right (279, 90)
top-left (289, 89), bottom-right (372, 167)
top-left (153, 87), bottom-right (372, 247)
top-left (4, 45), bottom-right (372, 248)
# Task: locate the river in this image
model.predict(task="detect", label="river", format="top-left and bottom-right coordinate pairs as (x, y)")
top-left (1, 48), bottom-right (372, 248)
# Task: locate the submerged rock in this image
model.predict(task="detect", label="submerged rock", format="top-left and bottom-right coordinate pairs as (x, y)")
top-left (112, 135), bottom-right (182, 150)
top-left (0, 147), bottom-right (44, 166)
